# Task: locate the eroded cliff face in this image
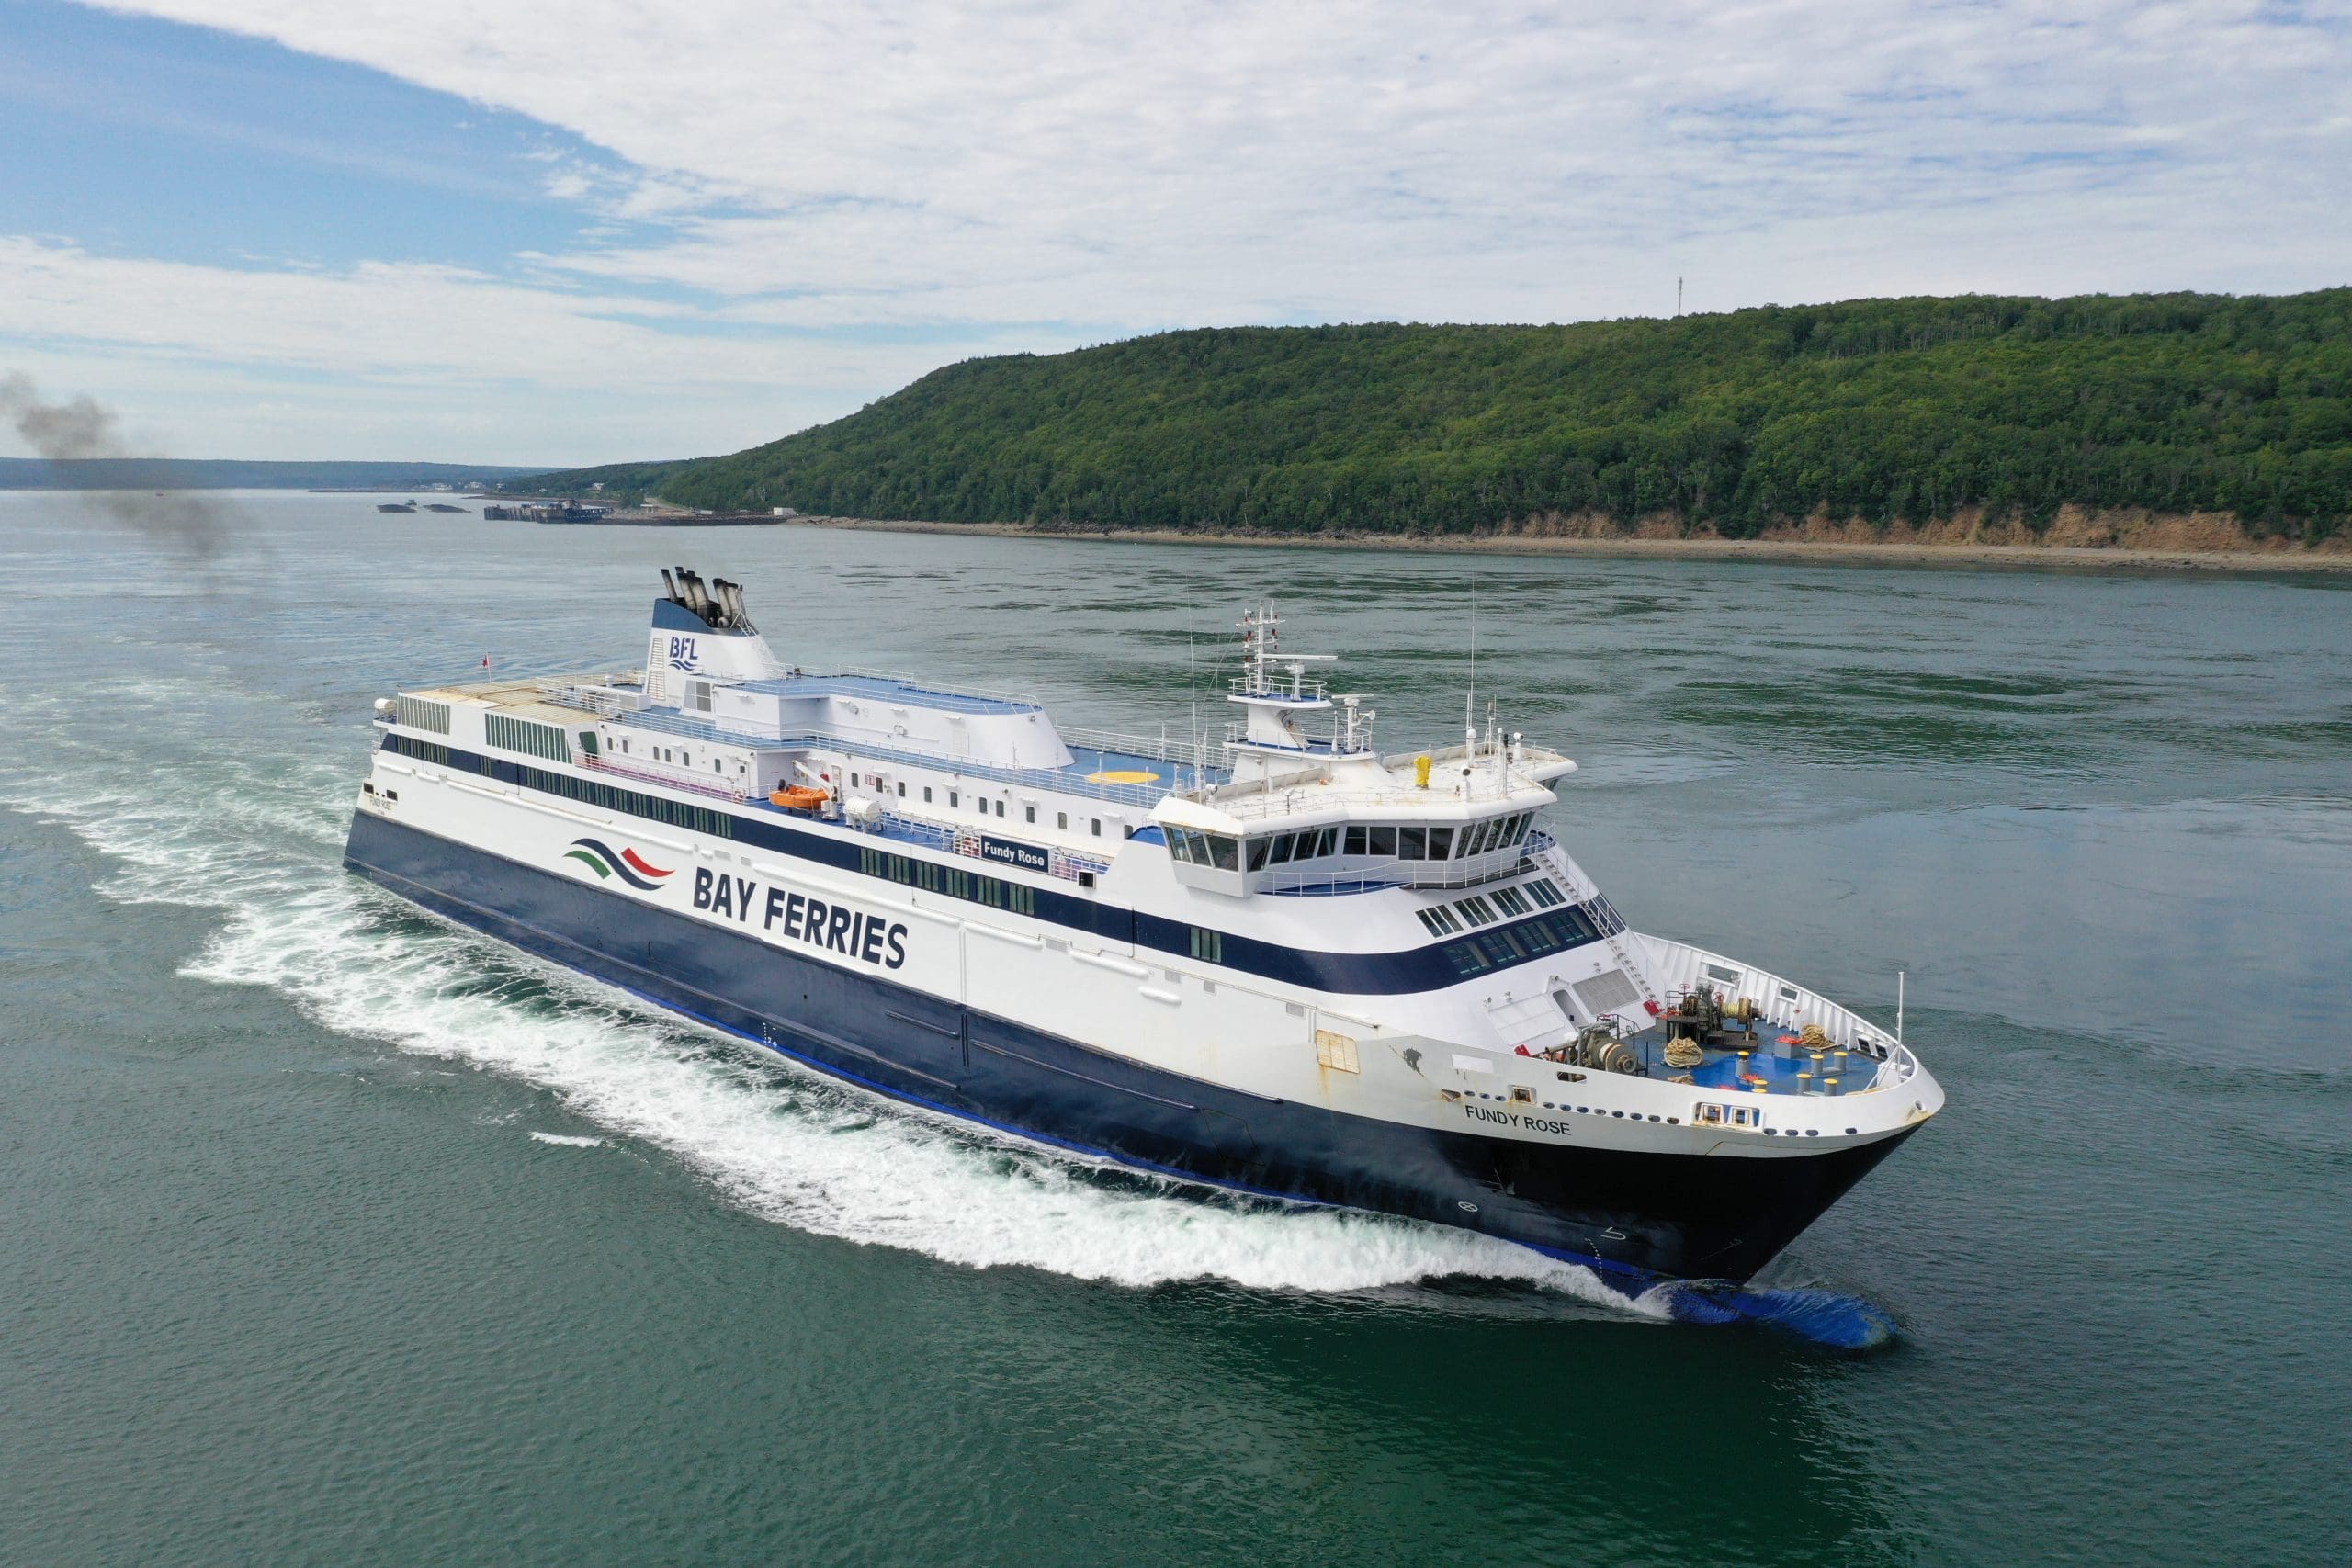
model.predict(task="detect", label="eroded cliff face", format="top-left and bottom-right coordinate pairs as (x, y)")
top-left (1495, 505), bottom-right (2349, 555)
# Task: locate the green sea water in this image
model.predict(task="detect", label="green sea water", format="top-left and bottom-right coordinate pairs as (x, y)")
top-left (3, 493), bottom-right (2346, 1566)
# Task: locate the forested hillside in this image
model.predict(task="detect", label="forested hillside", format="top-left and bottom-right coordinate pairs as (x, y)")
top-left (537, 291), bottom-right (2352, 541)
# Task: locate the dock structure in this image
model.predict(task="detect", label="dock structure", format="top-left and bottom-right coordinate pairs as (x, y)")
top-left (483, 500), bottom-right (788, 525)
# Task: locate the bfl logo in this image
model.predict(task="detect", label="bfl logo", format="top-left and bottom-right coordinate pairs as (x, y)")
top-left (668, 634), bottom-right (698, 671)
top-left (564, 838), bottom-right (675, 891)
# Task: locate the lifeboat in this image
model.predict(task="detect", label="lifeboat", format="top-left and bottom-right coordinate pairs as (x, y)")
top-left (769, 784), bottom-right (830, 814)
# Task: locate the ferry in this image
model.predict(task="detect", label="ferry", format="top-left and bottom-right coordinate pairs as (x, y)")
top-left (344, 570), bottom-right (1942, 1341)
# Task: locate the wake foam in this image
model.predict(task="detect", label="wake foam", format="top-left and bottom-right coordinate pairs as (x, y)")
top-left (0, 675), bottom-right (1649, 1316)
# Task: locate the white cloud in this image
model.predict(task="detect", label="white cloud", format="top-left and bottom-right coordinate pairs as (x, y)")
top-left (0, 237), bottom-right (1068, 461)
top-left (27, 0), bottom-right (2352, 457)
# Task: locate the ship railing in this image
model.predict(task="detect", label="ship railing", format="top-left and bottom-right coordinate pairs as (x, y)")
top-left (1524, 831), bottom-right (1600, 902)
top-left (1057, 724), bottom-right (1221, 775)
top-left (579, 753), bottom-right (748, 803)
top-left (874, 812), bottom-right (958, 852)
top-left (1381, 739), bottom-right (1572, 775)
top-left (536, 676), bottom-right (648, 716)
top-left (1183, 773), bottom-right (1551, 822)
top-left (1254, 845), bottom-right (1548, 895)
top-left (1229, 672), bottom-right (1329, 703)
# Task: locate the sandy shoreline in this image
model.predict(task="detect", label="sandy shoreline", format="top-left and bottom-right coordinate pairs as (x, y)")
top-left (782, 514), bottom-right (2352, 573)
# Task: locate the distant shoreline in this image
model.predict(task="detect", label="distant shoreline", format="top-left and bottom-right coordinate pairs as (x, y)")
top-left (779, 515), bottom-right (2352, 573)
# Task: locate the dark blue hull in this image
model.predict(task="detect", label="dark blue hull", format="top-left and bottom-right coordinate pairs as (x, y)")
top-left (343, 811), bottom-right (1908, 1290)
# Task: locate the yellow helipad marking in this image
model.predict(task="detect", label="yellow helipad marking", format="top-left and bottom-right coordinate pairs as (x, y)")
top-left (1084, 769), bottom-right (1160, 784)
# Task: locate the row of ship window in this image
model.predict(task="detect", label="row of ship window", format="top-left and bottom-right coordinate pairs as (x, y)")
top-left (1412, 876), bottom-right (1566, 938)
top-left (383, 739), bottom-right (743, 840)
top-left (513, 764), bottom-right (738, 838)
top-left (856, 847), bottom-right (1037, 915)
top-left (484, 715), bottom-right (570, 764)
top-left (1436, 905), bottom-right (1602, 977)
top-left (1164, 811), bottom-right (1539, 874)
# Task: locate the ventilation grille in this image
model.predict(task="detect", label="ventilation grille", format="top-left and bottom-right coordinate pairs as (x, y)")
top-left (485, 713), bottom-right (570, 762)
top-left (1573, 969), bottom-right (1643, 1017)
top-left (394, 696), bottom-right (451, 735)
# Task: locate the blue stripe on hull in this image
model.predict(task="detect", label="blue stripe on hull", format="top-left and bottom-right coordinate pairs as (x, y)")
top-left (342, 811), bottom-right (1909, 1286)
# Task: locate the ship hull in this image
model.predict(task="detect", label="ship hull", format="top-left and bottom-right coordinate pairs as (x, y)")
top-left (344, 811), bottom-right (1908, 1288)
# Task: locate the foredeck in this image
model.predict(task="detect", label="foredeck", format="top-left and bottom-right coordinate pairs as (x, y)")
top-left (1664, 1030), bottom-right (1876, 1100)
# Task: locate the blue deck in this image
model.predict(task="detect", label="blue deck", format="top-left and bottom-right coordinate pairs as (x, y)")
top-left (1670, 1030), bottom-right (1873, 1099)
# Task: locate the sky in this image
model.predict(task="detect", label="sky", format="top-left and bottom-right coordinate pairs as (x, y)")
top-left (1, 0), bottom-right (2346, 466)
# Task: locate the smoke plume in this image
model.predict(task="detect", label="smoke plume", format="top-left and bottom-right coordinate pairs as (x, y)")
top-left (1, 372), bottom-right (232, 559)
